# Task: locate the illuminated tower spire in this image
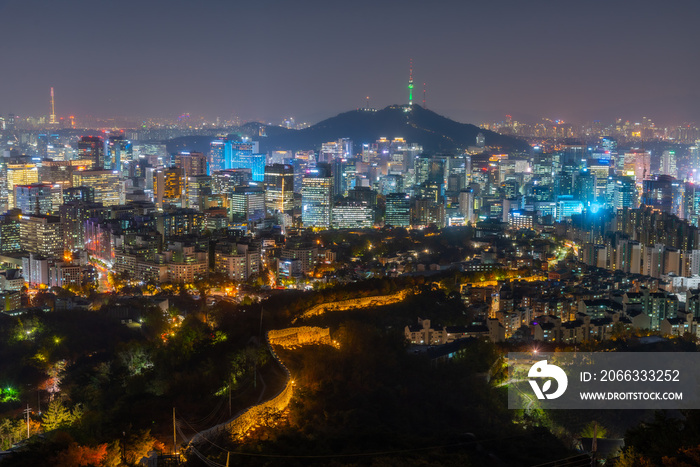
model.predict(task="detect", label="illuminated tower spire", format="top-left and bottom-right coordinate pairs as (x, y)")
top-left (408, 59), bottom-right (414, 106)
top-left (49, 87), bottom-right (57, 125)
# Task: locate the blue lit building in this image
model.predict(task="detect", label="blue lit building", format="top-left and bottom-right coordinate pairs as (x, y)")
top-left (556, 198), bottom-right (584, 221)
top-left (209, 139), bottom-right (225, 174)
top-left (225, 141), bottom-right (264, 181)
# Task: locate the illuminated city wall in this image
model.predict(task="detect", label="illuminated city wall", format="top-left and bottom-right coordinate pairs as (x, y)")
top-left (297, 290), bottom-right (410, 321)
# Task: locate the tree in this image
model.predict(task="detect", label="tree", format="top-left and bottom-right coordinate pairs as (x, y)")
top-left (52, 442), bottom-right (107, 467)
top-left (41, 400), bottom-right (75, 431)
top-left (580, 421), bottom-right (607, 439)
top-left (124, 429), bottom-right (157, 465)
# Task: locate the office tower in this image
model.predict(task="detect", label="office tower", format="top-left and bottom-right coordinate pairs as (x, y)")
top-left (59, 201), bottom-right (106, 252)
top-left (264, 164), bottom-right (294, 215)
top-left (38, 160), bottom-right (74, 191)
top-left (229, 186), bottom-right (266, 223)
top-left (285, 158), bottom-right (304, 193)
top-left (212, 169), bottom-right (252, 195)
top-left (173, 152), bottom-right (207, 178)
top-left (155, 209), bottom-right (205, 238)
top-left (332, 158), bottom-right (357, 197)
top-left (623, 150), bottom-right (651, 184)
top-left (185, 175), bottom-right (212, 210)
top-left (14, 184), bottom-right (54, 215)
top-left (320, 139), bottom-right (352, 163)
top-left (78, 136), bottom-right (105, 169)
top-left (476, 132), bottom-right (485, 148)
top-left (585, 158), bottom-right (612, 199)
top-left (660, 150), bottom-right (678, 178)
top-left (379, 174), bottom-right (404, 195)
top-left (415, 155), bottom-right (445, 187)
top-left (153, 168), bottom-right (184, 208)
top-left (601, 136), bottom-right (617, 153)
top-left (412, 197), bottom-right (445, 227)
top-left (0, 210), bottom-right (21, 254)
top-left (347, 186), bottom-right (377, 209)
top-left (224, 140), bottom-right (264, 181)
top-left (72, 170), bottom-right (122, 206)
top-left (500, 179), bottom-right (519, 200)
top-left (684, 182), bottom-right (700, 226)
top-left (690, 142), bottom-right (700, 173)
top-left (301, 165), bottom-right (333, 228)
top-left (385, 193), bottom-right (411, 227)
top-left (609, 176), bottom-right (636, 209)
top-left (268, 151), bottom-right (291, 165)
top-left (64, 186), bottom-right (95, 203)
top-left (6, 164), bottom-right (39, 209)
top-left (209, 139), bottom-right (226, 174)
top-left (556, 199), bottom-right (584, 221)
top-left (574, 170), bottom-right (596, 204)
top-left (106, 135), bottom-right (132, 170)
top-left (642, 175), bottom-right (683, 216)
top-left (174, 152), bottom-right (207, 204)
top-left (19, 214), bottom-right (64, 258)
top-left (331, 202), bottom-right (374, 229)
top-left (458, 188), bottom-right (476, 224)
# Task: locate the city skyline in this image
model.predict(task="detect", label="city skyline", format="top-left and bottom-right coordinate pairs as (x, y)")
top-left (1, 0), bottom-right (700, 125)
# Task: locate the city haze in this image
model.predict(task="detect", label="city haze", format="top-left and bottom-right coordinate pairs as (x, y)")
top-left (1, 0), bottom-right (699, 125)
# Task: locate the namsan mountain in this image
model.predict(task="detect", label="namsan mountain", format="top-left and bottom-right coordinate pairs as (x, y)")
top-left (241, 105), bottom-right (530, 153)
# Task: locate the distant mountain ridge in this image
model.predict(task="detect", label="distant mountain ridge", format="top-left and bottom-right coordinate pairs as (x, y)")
top-left (241, 104), bottom-right (530, 153)
top-left (165, 105), bottom-right (530, 155)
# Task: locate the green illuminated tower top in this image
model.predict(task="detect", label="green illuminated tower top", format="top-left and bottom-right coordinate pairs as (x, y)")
top-left (408, 59), bottom-right (414, 106)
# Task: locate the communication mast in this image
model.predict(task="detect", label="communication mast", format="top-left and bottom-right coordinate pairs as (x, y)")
top-left (408, 59), bottom-right (414, 106)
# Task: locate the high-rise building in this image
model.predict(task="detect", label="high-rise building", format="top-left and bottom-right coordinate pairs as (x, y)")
top-left (0, 210), bottom-right (21, 254)
top-left (64, 186), bottom-right (95, 203)
top-left (264, 164), bottom-right (294, 215)
top-left (642, 175), bottom-right (683, 216)
top-left (331, 202), bottom-right (374, 229)
top-left (229, 186), bottom-right (266, 223)
top-left (609, 176), bottom-right (636, 209)
top-left (173, 152), bottom-right (207, 178)
top-left (6, 164), bottom-right (39, 209)
top-left (19, 214), bottom-right (63, 258)
top-left (660, 150), bottom-right (678, 178)
top-left (385, 193), bottom-right (411, 227)
top-left (623, 150), bottom-right (651, 184)
top-left (347, 187), bottom-right (377, 209)
top-left (153, 168), bottom-right (184, 208)
top-left (78, 136), bottom-right (105, 169)
top-left (319, 139), bottom-right (352, 163)
top-left (14, 184), bottom-right (54, 215)
top-left (224, 140), bottom-right (264, 181)
top-left (72, 170), bottom-right (122, 206)
top-left (301, 166), bottom-right (333, 228)
top-left (458, 188), bottom-right (476, 224)
top-left (209, 139), bottom-right (226, 174)
top-left (106, 135), bottom-right (132, 171)
top-left (59, 201), bottom-right (106, 252)
top-left (212, 169), bottom-right (252, 195)
top-left (185, 175), bottom-right (212, 210)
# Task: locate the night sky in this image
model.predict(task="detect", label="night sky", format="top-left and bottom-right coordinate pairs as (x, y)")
top-left (1, 0), bottom-right (699, 125)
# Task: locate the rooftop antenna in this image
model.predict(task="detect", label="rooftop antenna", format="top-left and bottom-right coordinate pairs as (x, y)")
top-left (408, 59), bottom-right (414, 106)
top-left (49, 87), bottom-right (57, 125)
top-left (423, 82), bottom-right (426, 109)
top-left (366, 96), bottom-right (370, 109)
